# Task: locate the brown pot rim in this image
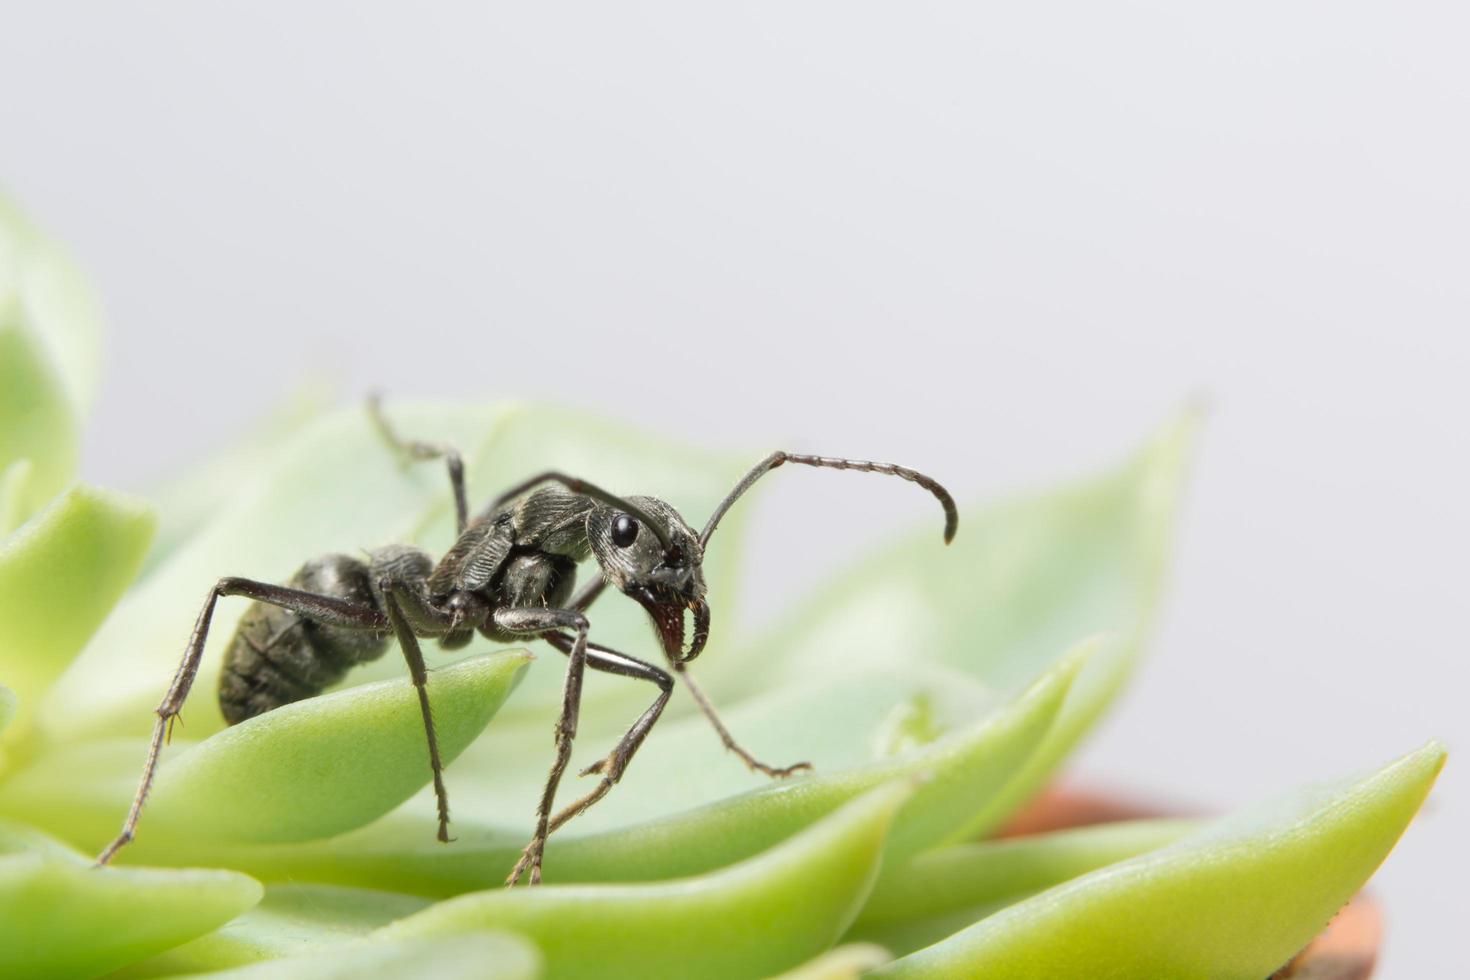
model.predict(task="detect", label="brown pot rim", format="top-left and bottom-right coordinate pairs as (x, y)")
top-left (996, 783), bottom-right (1382, 980)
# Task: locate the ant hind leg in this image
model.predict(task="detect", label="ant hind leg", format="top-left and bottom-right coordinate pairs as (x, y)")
top-left (95, 577), bottom-right (388, 866)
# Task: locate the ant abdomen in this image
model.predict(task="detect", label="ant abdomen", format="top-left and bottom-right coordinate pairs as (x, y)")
top-left (218, 554), bottom-right (389, 724)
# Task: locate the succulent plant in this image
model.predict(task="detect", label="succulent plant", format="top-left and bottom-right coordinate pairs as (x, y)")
top-left (0, 197), bottom-right (1443, 979)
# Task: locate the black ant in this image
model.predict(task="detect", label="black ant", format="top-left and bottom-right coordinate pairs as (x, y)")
top-left (97, 396), bottom-right (957, 885)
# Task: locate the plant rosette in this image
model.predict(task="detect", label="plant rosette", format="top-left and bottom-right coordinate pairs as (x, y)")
top-left (0, 196), bottom-right (1444, 979)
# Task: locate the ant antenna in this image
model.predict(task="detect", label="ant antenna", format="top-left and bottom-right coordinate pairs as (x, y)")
top-left (700, 451), bottom-right (958, 549)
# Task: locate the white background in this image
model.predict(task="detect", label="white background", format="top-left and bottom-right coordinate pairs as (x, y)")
top-left (2, 4), bottom-right (1465, 974)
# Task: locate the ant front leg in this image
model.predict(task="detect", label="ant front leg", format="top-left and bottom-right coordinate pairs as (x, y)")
top-left (96, 578), bottom-right (387, 866)
top-left (675, 663), bottom-right (812, 780)
top-left (543, 633), bottom-right (673, 836)
top-left (492, 606), bottom-right (591, 886)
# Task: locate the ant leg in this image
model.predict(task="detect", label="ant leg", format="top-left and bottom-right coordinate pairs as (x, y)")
top-left (675, 663), bottom-right (812, 780)
top-left (492, 606), bottom-right (590, 886)
top-left (542, 633), bottom-right (672, 835)
top-left (368, 392), bottom-right (468, 533)
top-left (570, 577), bottom-right (607, 613)
top-left (379, 583), bottom-right (454, 843)
top-left (96, 578), bottom-right (387, 866)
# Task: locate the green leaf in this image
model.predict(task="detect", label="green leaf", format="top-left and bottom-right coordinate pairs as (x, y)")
top-left (0, 459), bottom-right (31, 537)
top-left (849, 818), bottom-right (1198, 955)
top-left (735, 413), bottom-right (1197, 836)
top-left (167, 933), bottom-right (541, 980)
top-left (0, 651), bottom-right (532, 852)
top-left (0, 297), bottom-right (78, 520)
top-left (0, 485), bottom-right (155, 724)
top-left (145, 650), bottom-right (531, 847)
top-left (0, 686), bottom-right (14, 739)
top-left (870, 741), bottom-right (1445, 979)
top-left (113, 884), bottom-right (431, 976)
top-left (771, 944), bottom-right (892, 979)
top-left (0, 820), bottom-right (261, 980)
top-left (379, 781), bottom-right (914, 979)
top-left (549, 645), bottom-right (1085, 880)
top-left (88, 643), bottom-right (1082, 895)
top-left (0, 193), bottom-right (104, 416)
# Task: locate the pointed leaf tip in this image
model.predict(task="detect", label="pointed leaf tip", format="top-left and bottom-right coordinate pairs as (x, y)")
top-left (873, 741), bottom-right (1445, 979)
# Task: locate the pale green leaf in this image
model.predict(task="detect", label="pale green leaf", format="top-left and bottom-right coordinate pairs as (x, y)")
top-left (379, 781), bottom-right (914, 979)
top-left (169, 933), bottom-right (541, 980)
top-left (849, 818), bottom-right (1198, 955)
top-left (0, 485), bottom-right (155, 726)
top-left (0, 686), bottom-right (14, 739)
top-left (0, 459), bottom-right (31, 537)
top-left (0, 651), bottom-right (532, 851)
top-left (0, 296), bottom-right (78, 520)
top-left (146, 650), bottom-right (531, 843)
top-left (80, 643), bottom-right (1081, 894)
top-left (871, 741), bottom-right (1445, 979)
top-left (114, 884), bottom-right (431, 977)
top-left (0, 819), bottom-right (261, 980)
top-left (771, 943), bottom-right (892, 979)
top-left (734, 413), bottom-right (1197, 836)
top-left (0, 193), bottom-right (103, 415)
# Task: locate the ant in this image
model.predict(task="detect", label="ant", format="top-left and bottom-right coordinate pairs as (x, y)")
top-left (97, 397), bottom-right (958, 885)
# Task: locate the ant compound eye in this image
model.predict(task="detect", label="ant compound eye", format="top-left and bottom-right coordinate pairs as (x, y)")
top-left (611, 514), bottom-right (639, 548)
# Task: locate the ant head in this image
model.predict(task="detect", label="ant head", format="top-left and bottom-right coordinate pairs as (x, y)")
top-left (587, 496), bottom-right (709, 664)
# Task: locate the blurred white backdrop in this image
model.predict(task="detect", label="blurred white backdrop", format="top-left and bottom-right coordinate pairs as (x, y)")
top-left (2, 3), bottom-right (1465, 974)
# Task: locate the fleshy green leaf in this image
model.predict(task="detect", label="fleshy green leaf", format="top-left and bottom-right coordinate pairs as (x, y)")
top-left (379, 781), bottom-right (914, 979)
top-left (167, 933), bottom-right (541, 980)
top-left (0, 651), bottom-right (532, 852)
top-left (733, 413), bottom-right (1197, 836)
top-left (871, 741), bottom-right (1445, 979)
top-left (114, 884), bottom-right (431, 976)
top-left (0, 193), bottom-right (103, 416)
top-left (772, 944), bottom-right (892, 979)
top-left (0, 820), bottom-right (261, 979)
top-left (0, 459), bottom-right (31, 536)
top-left (83, 643), bottom-right (1082, 894)
top-left (0, 686), bottom-right (14, 739)
top-left (849, 818), bottom-right (1198, 955)
top-left (0, 485), bottom-right (155, 724)
top-left (0, 296), bottom-right (78, 520)
top-left (145, 650), bottom-right (532, 844)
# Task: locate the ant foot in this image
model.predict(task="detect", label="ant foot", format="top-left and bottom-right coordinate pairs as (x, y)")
top-left (751, 758), bottom-right (813, 780)
top-left (504, 838), bottom-right (544, 887)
